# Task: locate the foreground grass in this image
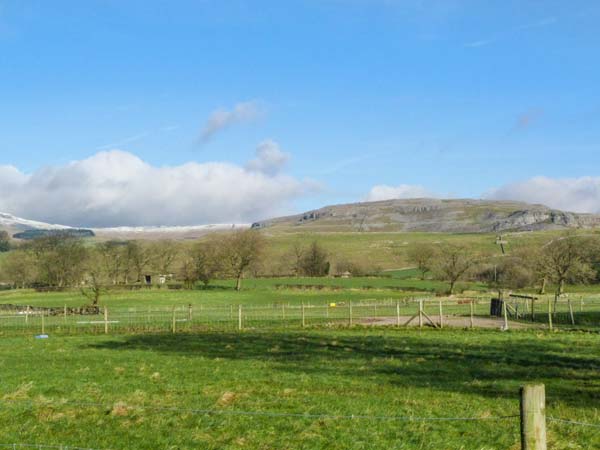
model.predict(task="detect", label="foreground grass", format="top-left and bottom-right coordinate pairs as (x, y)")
top-left (0, 328), bottom-right (598, 449)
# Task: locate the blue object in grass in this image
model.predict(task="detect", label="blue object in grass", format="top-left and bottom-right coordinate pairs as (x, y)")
top-left (35, 334), bottom-right (49, 339)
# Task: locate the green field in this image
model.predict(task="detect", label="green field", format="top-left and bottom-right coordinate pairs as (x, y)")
top-left (260, 229), bottom-right (566, 271)
top-left (1, 328), bottom-right (598, 449)
top-left (1, 258), bottom-right (599, 449)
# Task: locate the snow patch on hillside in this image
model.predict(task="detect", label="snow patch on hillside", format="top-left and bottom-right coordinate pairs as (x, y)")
top-left (93, 224), bottom-right (251, 234)
top-left (0, 213), bottom-right (72, 230)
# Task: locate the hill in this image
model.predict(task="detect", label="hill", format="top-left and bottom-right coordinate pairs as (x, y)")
top-left (252, 198), bottom-right (600, 233)
top-left (3, 199), bottom-right (599, 242)
top-left (0, 212), bottom-right (248, 240)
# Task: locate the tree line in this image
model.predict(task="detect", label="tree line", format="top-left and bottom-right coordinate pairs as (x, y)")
top-left (406, 233), bottom-right (600, 297)
top-left (0, 231), bottom-right (340, 302)
top-left (2, 229), bottom-right (600, 304)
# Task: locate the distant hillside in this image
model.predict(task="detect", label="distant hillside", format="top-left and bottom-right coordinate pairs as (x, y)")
top-left (252, 198), bottom-right (600, 233)
top-left (0, 212), bottom-right (249, 241)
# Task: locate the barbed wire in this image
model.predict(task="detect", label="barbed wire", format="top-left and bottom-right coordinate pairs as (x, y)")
top-left (548, 417), bottom-right (600, 429)
top-left (1, 399), bottom-right (519, 423)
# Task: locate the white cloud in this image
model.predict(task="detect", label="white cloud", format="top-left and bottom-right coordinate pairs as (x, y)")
top-left (200, 101), bottom-right (263, 142)
top-left (364, 184), bottom-right (435, 202)
top-left (0, 150), bottom-right (313, 227)
top-left (485, 176), bottom-right (600, 213)
top-left (245, 140), bottom-right (290, 175)
top-left (0, 165), bottom-right (28, 191)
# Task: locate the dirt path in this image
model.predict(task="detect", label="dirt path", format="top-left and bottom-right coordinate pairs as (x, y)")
top-left (358, 315), bottom-right (537, 330)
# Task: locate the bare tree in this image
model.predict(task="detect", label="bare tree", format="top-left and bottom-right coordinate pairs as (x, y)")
top-left (476, 256), bottom-right (533, 299)
top-left (179, 255), bottom-right (198, 290)
top-left (123, 241), bottom-right (151, 283)
top-left (194, 240), bottom-right (222, 287)
top-left (540, 234), bottom-right (596, 298)
top-left (299, 241), bottom-right (330, 277)
top-left (98, 241), bottom-right (127, 285)
top-left (434, 243), bottom-right (477, 295)
top-left (28, 234), bottom-right (88, 287)
top-left (0, 249), bottom-right (37, 288)
top-left (406, 243), bottom-right (437, 280)
top-left (150, 240), bottom-right (180, 275)
top-left (221, 230), bottom-right (265, 291)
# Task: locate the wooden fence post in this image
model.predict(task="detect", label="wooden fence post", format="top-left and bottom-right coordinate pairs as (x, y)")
top-left (349, 301), bottom-right (353, 327)
top-left (41, 312), bottom-right (45, 334)
top-left (301, 303), bottom-right (306, 328)
top-left (418, 300), bottom-right (423, 329)
top-left (438, 300), bottom-right (443, 329)
top-left (568, 299), bottom-right (575, 326)
top-left (238, 305), bottom-right (242, 331)
top-left (520, 384), bottom-right (547, 450)
top-left (25, 305), bottom-right (30, 324)
top-left (172, 307), bottom-right (176, 334)
top-left (470, 300), bottom-right (474, 329)
top-left (188, 304), bottom-right (193, 322)
top-left (531, 298), bottom-right (536, 322)
top-left (63, 304), bottom-right (67, 323)
top-left (104, 307), bottom-right (109, 334)
top-left (396, 300), bottom-right (401, 327)
top-left (547, 297), bottom-right (553, 331)
top-left (502, 299), bottom-right (509, 330)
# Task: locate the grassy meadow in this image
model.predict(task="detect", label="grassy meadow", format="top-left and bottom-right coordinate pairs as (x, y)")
top-left (1, 328), bottom-right (599, 449)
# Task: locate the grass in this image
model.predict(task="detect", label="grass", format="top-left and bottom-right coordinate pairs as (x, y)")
top-left (261, 229), bottom-right (572, 270)
top-left (0, 328), bottom-right (598, 449)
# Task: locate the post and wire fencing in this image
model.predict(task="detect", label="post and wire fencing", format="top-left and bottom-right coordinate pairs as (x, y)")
top-left (0, 295), bottom-right (600, 336)
top-left (0, 384), bottom-right (599, 449)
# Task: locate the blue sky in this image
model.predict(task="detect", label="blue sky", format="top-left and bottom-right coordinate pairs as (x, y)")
top-left (1, 1), bottom-right (600, 226)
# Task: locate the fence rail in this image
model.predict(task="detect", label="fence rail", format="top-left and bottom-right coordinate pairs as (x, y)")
top-left (1, 295), bottom-right (599, 336)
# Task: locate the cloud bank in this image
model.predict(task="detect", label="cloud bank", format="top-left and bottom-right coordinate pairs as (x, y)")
top-left (200, 101), bottom-right (263, 142)
top-left (0, 145), bottom-right (312, 227)
top-left (364, 184), bottom-right (435, 202)
top-left (485, 176), bottom-right (600, 213)
top-left (364, 176), bottom-right (600, 214)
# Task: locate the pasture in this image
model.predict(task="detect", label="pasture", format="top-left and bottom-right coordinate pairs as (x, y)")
top-left (1, 328), bottom-right (600, 449)
top-left (1, 271), bottom-right (599, 449)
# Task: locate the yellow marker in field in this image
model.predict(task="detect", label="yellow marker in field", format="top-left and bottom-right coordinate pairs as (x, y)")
top-left (330, 303), bottom-right (336, 307)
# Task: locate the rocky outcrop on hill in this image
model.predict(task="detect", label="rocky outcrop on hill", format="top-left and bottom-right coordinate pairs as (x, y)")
top-left (253, 199), bottom-right (600, 233)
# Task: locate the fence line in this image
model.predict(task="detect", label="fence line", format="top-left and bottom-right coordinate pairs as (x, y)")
top-left (2, 385), bottom-right (598, 449)
top-left (548, 417), bottom-right (600, 429)
top-left (0, 296), bottom-right (599, 336)
top-left (1, 398), bottom-right (518, 423)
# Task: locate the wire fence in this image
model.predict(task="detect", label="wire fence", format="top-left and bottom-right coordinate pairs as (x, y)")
top-left (1, 295), bottom-right (600, 336)
top-left (1, 392), bottom-right (599, 449)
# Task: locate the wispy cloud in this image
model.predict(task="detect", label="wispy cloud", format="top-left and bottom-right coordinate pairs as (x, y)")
top-left (96, 132), bottom-right (150, 150)
top-left (464, 39), bottom-right (495, 48)
top-left (200, 101), bottom-right (264, 143)
top-left (517, 17), bottom-right (557, 31)
top-left (96, 124), bottom-right (180, 150)
top-left (464, 16), bottom-right (558, 49)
